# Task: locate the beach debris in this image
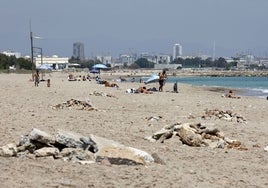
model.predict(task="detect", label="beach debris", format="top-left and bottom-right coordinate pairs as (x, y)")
top-left (51, 98), bottom-right (97, 111)
top-left (145, 122), bottom-right (247, 150)
top-left (0, 128), bottom-right (154, 166)
top-left (146, 115), bottom-right (162, 122)
top-left (264, 146), bottom-right (268, 152)
top-left (201, 109), bottom-right (246, 123)
top-left (89, 91), bottom-right (116, 98)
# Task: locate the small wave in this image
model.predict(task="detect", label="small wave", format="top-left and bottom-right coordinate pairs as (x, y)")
top-left (251, 88), bottom-right (268, 94)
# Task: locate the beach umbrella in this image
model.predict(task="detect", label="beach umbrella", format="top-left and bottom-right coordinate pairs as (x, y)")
top-left (36, 64), bottom-right (53, 71)
top-left (92, 64), bottom-right (108, 69)
top-left (144, 74), bottom-right (159, 84)
top-left (92, 64), bottom-right (108, 75)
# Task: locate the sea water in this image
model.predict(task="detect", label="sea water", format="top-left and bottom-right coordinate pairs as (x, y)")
top-left (167, 76), bottom-right (268, 98)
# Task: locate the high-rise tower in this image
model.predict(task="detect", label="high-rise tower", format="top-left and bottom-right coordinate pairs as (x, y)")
top-left (73, 42), bottom-right (85, 60)
top-left (173, 43), bottom-right (182, 60)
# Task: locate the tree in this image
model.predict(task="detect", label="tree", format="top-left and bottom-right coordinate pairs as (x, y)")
top-left (17, 58), bottom-right (32, 70)
top-left (135, 58), bottom-right (154, 68)
top-left (0, 53), bottom-right (32, 70)
top-left (215, 57), bottom-right (227, 68)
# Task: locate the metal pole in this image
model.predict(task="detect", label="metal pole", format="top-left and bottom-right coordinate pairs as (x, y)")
top-left (40, 48), bottom-right (43, 65)
top-left (30, 31), bottom-right (34, 80)
top-left (40, 48), bottom-right (44, 81)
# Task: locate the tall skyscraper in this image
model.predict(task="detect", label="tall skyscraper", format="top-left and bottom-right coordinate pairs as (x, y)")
top-left (173, 43), bottom-right (182, 60)
top-left (73, 42), bottom-right (85, 60)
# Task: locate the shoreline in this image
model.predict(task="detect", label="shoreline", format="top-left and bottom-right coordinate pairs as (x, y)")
top-left (1, 71), bottom-right (267, 98)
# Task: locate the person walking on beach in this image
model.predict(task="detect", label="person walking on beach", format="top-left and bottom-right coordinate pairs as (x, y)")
top-left (158, 70), bottom-right (167, 92)
top-left (34, 70), bottom-right (40, 87)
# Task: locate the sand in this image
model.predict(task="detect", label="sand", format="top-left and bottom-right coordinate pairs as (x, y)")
top-left (0, 72), bottom-right (267, 188)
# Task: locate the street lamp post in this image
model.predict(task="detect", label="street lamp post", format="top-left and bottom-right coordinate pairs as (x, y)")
top-left (29, 22), bottom-right (43, 80)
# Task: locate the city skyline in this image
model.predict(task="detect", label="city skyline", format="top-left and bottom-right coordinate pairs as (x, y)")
top-left (1, 0), bottom-right (268, 58)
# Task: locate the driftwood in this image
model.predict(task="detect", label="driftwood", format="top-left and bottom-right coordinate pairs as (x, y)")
top-left (145, 122), bottom-right (247, 150)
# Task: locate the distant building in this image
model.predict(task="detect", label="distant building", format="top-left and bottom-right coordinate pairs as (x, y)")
top-left (118, 54), bottom-right (136, 66)
top-left (96, 55), bottom-right (112, 65)
top-left (34, 55), bottom-right (69, 70)
top-left (73, 42), bottom-right (85, 60)
top-left (140, 53), bottom-right (155, 63)
top-left (156, 54), bottom-right (171, 64)
top-left (173, 43), bottom-right (182, 60)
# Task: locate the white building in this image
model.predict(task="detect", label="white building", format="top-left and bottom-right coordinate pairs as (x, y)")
top-left (173, 43), bottom-right (182, 60)
top-left (96, 55), bottom-right (112, 65)
top-left (2, 50), bottom-right (21, 58)
top-left (34, 55), bottom-right (69, 70)
top-left (118, 54), bottom-right (135, 66)
top-left (156, 54), bottom-right (171, 64)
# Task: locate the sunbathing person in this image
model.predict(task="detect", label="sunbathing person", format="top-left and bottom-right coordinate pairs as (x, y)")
top-left (136, 86), bottom-right (153, 94)
top-left (225, 90), bottom-right (241, 99)
top-left (104, 81), bottom-right (119, 88)
top-left (68, 74), bottom-right (76, 81)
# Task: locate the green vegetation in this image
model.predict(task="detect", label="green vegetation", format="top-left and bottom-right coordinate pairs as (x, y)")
top-left (171, 57), bottom-right (237, 70)
top-left (0, 53), bottom-right (33, 70)
top-left (134, 58), bottom-right (154, 68)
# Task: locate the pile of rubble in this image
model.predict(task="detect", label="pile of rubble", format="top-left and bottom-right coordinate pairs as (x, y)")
top-left (0, 128), bottom-right (155, 166)
top-left (145, 122), bottom-right (248, 150)
top-left (51, 99), bottom-right (97, 111)
top-left (201, 109), bottom-right (246, 123)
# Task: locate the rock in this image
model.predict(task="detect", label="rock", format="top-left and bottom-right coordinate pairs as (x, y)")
top-left (17, 143), bottom-right (36, 153)
top-left (29, 128), bottom-right (55, 145)
top-left (34, 147), bottom-right (59, 157)
top-left (19, 135), bottom-right (31, 146)
top-left (90, 134), bottom-right (154, 165)
top-left (55, 130), bottom-right (87, 148)
top-left (264, 146), bottom-right (268, 152)
top-left (80, 137), bottom-right (98, 153)
top-left (59, 148), bottom-right (95, 161)
top-left (0, 143), bottom-right (17, 157)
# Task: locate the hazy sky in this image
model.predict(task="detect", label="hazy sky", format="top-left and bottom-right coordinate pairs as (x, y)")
top-left (1, 0), bottom-right (268, 58)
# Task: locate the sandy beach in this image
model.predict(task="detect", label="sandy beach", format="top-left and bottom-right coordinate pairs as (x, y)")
top-left (0, 71), bottom-right (267, 188)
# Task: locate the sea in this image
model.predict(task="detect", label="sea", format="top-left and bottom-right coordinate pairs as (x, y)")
top-left (167, 76), bottom-right (268, 98)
